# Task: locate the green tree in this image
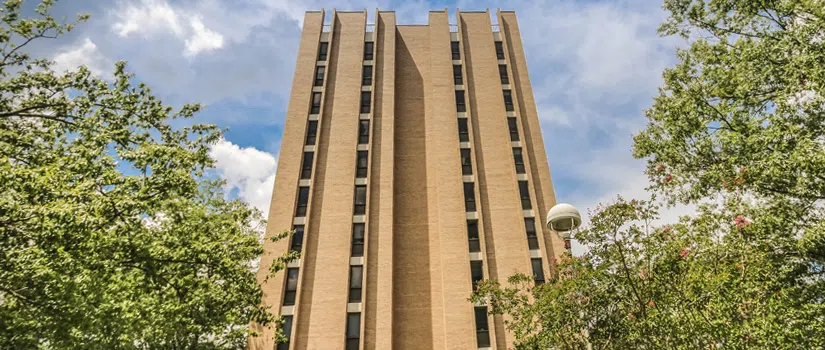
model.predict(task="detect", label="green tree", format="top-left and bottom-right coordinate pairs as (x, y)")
top-left (473, 0), bottom-right (825, 348)
top-left (0, 1), bottom-right (293, 348)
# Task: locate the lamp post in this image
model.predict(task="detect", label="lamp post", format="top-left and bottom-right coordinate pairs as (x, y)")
top-left (546, 203), bottom-right (590, 350)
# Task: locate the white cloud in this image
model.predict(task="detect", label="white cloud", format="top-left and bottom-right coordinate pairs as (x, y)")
top-left (184, 17), bottom-right (225, 57)
top-left (52, 38), bottom-right (113, 80)
top-left (111, 0), bottom-right (224, 57)
top-left (209, 138), bottom-right (278, 215)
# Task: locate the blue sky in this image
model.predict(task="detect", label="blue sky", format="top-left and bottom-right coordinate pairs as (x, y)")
top-left (43, 0), bottom-right (687, 253)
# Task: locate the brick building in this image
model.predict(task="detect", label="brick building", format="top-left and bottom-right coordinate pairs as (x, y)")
top-left (250, 9), bottom-right (567, 350)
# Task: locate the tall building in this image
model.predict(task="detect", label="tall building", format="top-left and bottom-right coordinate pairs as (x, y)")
top-left (251, 8), bottom-right (567, 350)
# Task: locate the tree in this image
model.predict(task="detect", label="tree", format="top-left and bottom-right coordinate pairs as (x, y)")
top-left (0, 1), bottom-right (293, 348)
top-left (472, 0), bottom-right (825, 348)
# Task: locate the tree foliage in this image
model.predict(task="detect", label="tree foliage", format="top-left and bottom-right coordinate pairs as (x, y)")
top-left (0, 1), bottom-right (290, 348)
top-left (473, 0), bottom-right (825, 348)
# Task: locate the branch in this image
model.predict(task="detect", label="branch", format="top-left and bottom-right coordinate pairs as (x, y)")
top-left (0, 103), bottom-right (65, 118)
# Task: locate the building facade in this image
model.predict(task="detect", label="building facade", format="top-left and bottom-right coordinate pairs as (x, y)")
top-left (250, 9), bottom-right (567, 350)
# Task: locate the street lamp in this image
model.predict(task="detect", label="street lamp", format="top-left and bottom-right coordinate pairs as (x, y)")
top-left (545, 203), bottom-right (581, 252)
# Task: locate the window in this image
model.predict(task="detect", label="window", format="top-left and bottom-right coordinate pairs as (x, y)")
top-left (507, 117), bottom-right (519, 141)
top-left (525, 218), bottom-right (539, 250)
top-left (458, 118), bottom-right (469, 142)
top-left (314, 66), bottom-right (325, 86)
top-left (467, 221), bottom-right (480, 253)
top-left (360, 91), bottom-right (371, 113)
top-left (362, 65), bottom-right (372, 86)
top-left (499, 64), bottom-right (509, 84)
top-left (532, 258), bottom-right (545, 284)
top-left (451, 41), bottom-right (460, 60)
top-left (453, 65), bottom-right (463, 85)
top-left (318, 42), bottom-right (328, 61)
top-left (358, 120), bottom-right (370, 144)
top-left (277, 315), bottom-right (293, 350)
top-left (283, 268), bottom-right (299, 305)
top-left (306, 120), bottom-right (318, 145)
top-left (513, 147), bottom-right (525, 174)
top-left (470, 260), bottom-right (484, 290)
top-left (474, 307), bottom-right (491, 347)
top-left (354, 185), bottom-right (367, 215)
top-left (356, 151), bottom-right (368, 178)
top-left (345, 313), bottom-right (361, 350)
top-left (503, 90), bottom-right (514, 111)
top-left (301, 152), bottom-right (313, 179)
top-left (455, 90), bottom-right (466, 112)
top-left (463, 182), bottom-right (476, 212)
top-left (351, 223), bottom-right (365, 257)
top-left (461, 149), bottom-right (473, 175)
top-left (495, 41), bottom-right (504, 60)
top-left (296, 187), bottom-right (309, 217)
top-left (310, 92), bottom-right (322, 114)
top-left (290, 225), bottom-right (304, 253)
top-left (519, 181), bottom-right (532, 210)
top-left (348, 266), bottom-right (363, 303)
top-left (363, 42), bottom-right (374, 60)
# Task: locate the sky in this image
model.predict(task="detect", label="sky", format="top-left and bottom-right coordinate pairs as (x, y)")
top-left (41, 0), bottom-right (689, 254)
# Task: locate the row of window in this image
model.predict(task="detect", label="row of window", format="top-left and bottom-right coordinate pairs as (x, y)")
top-left (314, 39), bottom-right (373, 62)
top-left (449, 40), bottom-right (504, 61)
top-left (345, 43), bottom-right (374, 350)
top-left (453, 87), bottom-right (513, 114)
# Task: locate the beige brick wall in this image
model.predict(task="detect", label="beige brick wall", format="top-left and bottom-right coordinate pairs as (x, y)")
top-left (252, 9), bottom-right (560, 350)
top-left (251, 10), bottom-right (323, 350)
top-left (365, 9), bottom-right (396, 350)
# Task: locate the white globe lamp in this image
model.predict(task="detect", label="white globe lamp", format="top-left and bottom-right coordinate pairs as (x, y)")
top-left (546, 203), bottom-right (582, 251)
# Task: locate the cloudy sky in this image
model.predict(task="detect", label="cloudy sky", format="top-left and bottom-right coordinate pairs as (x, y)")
top-left (42, 0), bottom-right (685, 252)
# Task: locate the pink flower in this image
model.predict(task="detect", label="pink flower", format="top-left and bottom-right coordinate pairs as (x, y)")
top-left (679, 248), bottom-right (690, 258)
top-left (663, 226), bottom-right (671, 233)
top-left (734, 215), bottom-right (751, 229)
top-left (656, 163), bottom-right (665, 171)
top-left (628, 313), bottom-right (636, 319)
top-left (648, 300), bottom-right (655, 307)
top-left (664, 174), bottom-right (673, 183)
top-left (639, 269), bottom-right (647, 279)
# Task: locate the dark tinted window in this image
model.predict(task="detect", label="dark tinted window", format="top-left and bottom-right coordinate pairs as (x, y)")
top-left (467, 221), bottom-right (480, 253)
top-left (296, 187), bottom-right (309, 217)
top-left (518, 181), bottom-right (532, 210)
top-left (362, 65), bottom-right (372, 86)
top-left (306, 120), bottom-right (318, 145)
top-left (358, 120), bottom-right (370, 144)
top-left (503, 90), bottom-right (514, 111)
top-left (451, 41), bottom-right (460, 60)
top-left (283, 268), bottom-right (299, 305)
top-left (495, 41), bottom-right (504, 59)
top-left (499, 65), bottom-right (509, 84)
top-left (463, 182), bottom-right (476, 212)
top-left (455, 90), bottom-right (466, 112)
top-left (363, 42), bottom-right (374, 60)
top-left (471, 260), bottom-right (484, 290)
top-left (461, 149), bottom-right (473, 175)
top-left (301, 152), bottom-right (313, 179)
top-left (356, 151), bottom-right (368, 178)
top-left (314, 66), bottom-right (325, 86)
top-left (346, 313), bottom-right (361, 350)
top-left (507, 117), bottom-right (519, 141)
top-left (348, 266), bottom-right (363, 303)
top-left (532, 258), bottom-right (545, 284)
top-left (351, 223), bottom-right (365, 257)
top-left (513, 147), bottom-right (525, 174)
top-left (458, 118), bottom-right (469, 142)
top-left (525, 218), bottom-right (539, 250)
top-left (354, 185), bottom-right (367, 215)
top-left (360, 91), bottom-right (371, 113)
top-left (310, 92), bottom-right (322, 114)
top-left (276, 315), bottom-right (293, 350)
top-left (474, 307), bottom-right (491, 347)
top-left (290, 225), bottom-right (304, 252)
top-left (318, 42), bottom-right (328, 61)
top-left (453, 65), bottom-right (463, 85)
